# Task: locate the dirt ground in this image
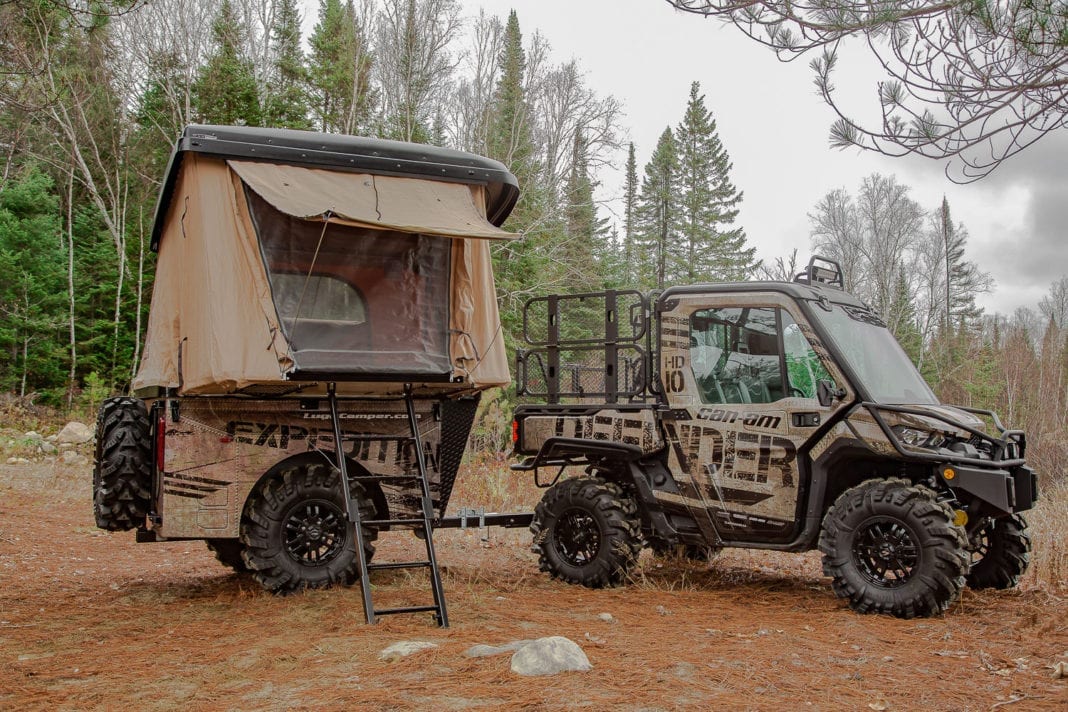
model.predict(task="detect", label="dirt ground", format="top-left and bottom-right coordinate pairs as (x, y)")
top-left (1, 459), bottom-right (1065, 712)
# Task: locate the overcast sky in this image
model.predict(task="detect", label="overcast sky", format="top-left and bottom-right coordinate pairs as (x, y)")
top-left (307, 0), bottom-right (1066, 315)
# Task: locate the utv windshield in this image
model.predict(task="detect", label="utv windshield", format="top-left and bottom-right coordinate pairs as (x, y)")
top-left (810, 303), bottom-right (937, 405)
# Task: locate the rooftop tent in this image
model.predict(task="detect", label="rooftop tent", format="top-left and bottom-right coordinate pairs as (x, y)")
top-left (132, 125), bottom-right (519, 397)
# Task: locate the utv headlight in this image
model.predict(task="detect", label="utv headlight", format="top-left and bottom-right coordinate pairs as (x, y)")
top-left (892, 425), bottom-right (945, 449)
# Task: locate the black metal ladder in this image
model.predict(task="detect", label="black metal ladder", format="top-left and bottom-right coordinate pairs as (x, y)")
top-left (326, 383), bottom-right (449, 627)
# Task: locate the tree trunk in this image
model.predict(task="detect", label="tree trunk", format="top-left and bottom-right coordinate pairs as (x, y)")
top-left (66, 171), bottom-right (77, 409)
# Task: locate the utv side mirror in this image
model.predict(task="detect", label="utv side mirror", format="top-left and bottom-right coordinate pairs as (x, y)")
top-left (817, 379), bottom-right (845, 408)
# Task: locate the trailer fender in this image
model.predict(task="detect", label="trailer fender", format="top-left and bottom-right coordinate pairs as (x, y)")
top-left (246, 451), bottom-right (390, 524)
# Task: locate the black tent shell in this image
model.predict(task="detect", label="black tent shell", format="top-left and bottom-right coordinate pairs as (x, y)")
top-left (150, 124), bottom-right (520, 250)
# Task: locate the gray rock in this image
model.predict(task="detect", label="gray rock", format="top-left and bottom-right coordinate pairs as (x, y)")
top-left (463, 640), bottom-right (535, 658)
top-left (510, 636), bottom-right (591, 676)
top-left (598, 613), bottom-right (615, 623)
top-left (5, 457), bottom-right (16, 465)
top-left (60, 450), bottom-right (86, 465)
top-left (378, 641), bottom-right (438, 661)
top-left (23, 431), bottom-right (43, 442)
top-left (56, 422), bottom-right (93, 445)
top-left (40, 442), bottom-right (57, 455)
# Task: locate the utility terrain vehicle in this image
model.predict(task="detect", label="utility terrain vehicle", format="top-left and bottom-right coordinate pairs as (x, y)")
top-left (512, 259), bottom-right (1038, 618)
top-left (93, 125), bottom-right (532, 625)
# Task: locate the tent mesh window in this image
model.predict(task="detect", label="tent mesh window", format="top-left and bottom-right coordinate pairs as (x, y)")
top-left (245, 188), bottom-right (452, 379)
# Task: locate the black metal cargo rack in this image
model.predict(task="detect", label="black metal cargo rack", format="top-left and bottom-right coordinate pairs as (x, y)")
top-left (515, 290), bottom-right (652, 404)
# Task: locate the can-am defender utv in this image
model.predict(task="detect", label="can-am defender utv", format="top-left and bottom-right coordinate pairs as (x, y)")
top-left (512, 258), bottom-right (1038, 618)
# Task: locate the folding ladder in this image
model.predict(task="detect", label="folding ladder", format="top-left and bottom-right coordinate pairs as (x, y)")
top-left (325, 383), bottom-right (449, 627)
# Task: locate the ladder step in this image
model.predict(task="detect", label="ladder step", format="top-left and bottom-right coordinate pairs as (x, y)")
top-left (364, 518), bottom-right (426, 527)
top-left (367, 560), bottom-right (432, 571)
top-left (352, 474), bottom-right (419, 482)
top-left (375, 605), bottom-right (440, 616)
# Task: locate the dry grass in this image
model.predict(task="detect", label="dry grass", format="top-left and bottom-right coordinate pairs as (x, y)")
top-left (1027, 476), bottom-right (1068, 593)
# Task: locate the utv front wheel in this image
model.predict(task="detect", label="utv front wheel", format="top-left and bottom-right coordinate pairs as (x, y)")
top-left (966, 514), bottom-right (1031, 590)
top-left (531, 476), bottom-right (641, 588)
top-left (819, 479), bottom-right (968, 618)
top-left (240, 462), bottom-right (376, 594)
top-left (93, 397), bottom-right (153, 531)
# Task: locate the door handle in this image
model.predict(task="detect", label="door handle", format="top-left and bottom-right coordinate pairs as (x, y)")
top-left (791, 412), bottom-right (820, 427)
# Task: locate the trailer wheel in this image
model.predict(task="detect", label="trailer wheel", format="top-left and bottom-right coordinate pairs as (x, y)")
top-left (966, 514), bottom-right (1031, 590)
top-left (92, 397), bottom-right (153, 531)
top-left (240, 462), bottom-right (376, 594)
top-left (206, 539), bottom-right (250, 573)
top-left (531, 476), bottom-right (641, 588)
top-left (819, 478), bottom-right (968, 618)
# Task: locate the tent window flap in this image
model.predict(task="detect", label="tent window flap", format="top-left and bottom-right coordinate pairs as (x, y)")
top-left (245, 187), bottom-right (451, 378)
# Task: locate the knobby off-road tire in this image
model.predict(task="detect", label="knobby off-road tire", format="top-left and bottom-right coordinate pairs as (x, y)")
top-left (531, 476), bottom-right (642, 588)
top-left (966, 514), bottom-right (1032, 590)
top-left (819, 478), bottom-right (968, 619)
top-left (240, 462), bottom-right (377, 594)
top-left (92, 397), bottom-right (153, 531)
top-left (206, 539), bottom-right (250, 573)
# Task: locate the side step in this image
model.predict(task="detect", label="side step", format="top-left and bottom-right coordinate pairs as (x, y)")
top-left (326, 383), bottom-right (449, 627)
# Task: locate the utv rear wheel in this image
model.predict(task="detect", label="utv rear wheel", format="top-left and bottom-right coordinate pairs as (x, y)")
top-left (92, 397), bottom-right (153, 531)
top-left (240, 462), bottom-right (376, 594)
top-left (966, 515), bottom-right (1031, 590)
top-left (207, 539), bottom-right (250, 573)
top-left (531, 476), bottom-right (641, 588)
top-left (819, 479), bottom-right (968, 618)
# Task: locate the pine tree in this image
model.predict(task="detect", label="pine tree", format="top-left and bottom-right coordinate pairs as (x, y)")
top-left (561, 130), bottom-right (608, 289)
top-left (621, 142), bottom-right (638, 285)
top-left (635, 127), bottom-right (678, 290)
top-left (308, 0), bottom-right (374, 133)
top-left (193, 0), bottom-right (261, 126)
top-left (264, 0), bottom-right (312, 129)
top-left (484, 10), bottom-right (552, 340)
top-left (674, 81), bottom-right (754, 282)
top-left (0, 168), bottom-right (66, 399)
top-left (936, 196), bottom-right (988, 330)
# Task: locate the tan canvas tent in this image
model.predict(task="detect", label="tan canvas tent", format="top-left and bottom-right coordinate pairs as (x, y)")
top-left (133, 125), bottom-right (519, 397)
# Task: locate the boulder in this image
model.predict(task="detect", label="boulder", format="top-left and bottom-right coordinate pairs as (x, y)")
top-left (378, 641), bottom-right (438, 662)
top-left (56, 422), bottom-right (93, 445)
top-left (510, 636), bottom-right (591, 676)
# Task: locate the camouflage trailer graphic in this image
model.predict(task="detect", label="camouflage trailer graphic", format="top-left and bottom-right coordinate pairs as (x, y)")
top-left (153, 397), bottom-right (455, 539)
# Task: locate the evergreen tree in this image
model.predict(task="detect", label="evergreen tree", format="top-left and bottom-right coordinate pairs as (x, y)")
top-left (264, 0), bottom-right (312, 129)
top-left (936, 196), bottom-right (988, 330)
top-left (561, 130), bottom-right (608, 289)
top-left (308, 0), bottom-right (374, 134)
top-left (484, 10), bottom-right (552, 341)
top-left (621, 142), bottom-right (638, 284)
top-left (193, 0), bottom-right (261, 126)
top-left (635, 127), bottom-right (678, 290)
top-left (0, 169), bottom-right (66, 399)
top-left (674, 81), bottom-right (754, 282)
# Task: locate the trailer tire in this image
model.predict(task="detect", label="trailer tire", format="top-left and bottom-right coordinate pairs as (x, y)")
top-left (240, 462), bottom-right (377, 594)
top-left (531, 476), bottom-right (641, 588)
top-left (92, 397), bottom-right (153, 531)
top-left (966, 514), bottom-right (1031, 590)
top-left (207, 539), bottom-right (250, 573)
top-left (819, 478), bottom-right (968, 618)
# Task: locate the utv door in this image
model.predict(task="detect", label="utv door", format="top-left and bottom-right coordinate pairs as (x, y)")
top-left (657, 291), bottom-right (852, 544)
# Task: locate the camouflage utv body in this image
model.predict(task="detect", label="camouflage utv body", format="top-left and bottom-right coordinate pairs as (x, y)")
top-left (513, 260), bottom-right (1037, 618)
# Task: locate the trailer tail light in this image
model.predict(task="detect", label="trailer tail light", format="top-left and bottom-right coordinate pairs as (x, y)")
top-left (156, 411), bottom-right (166, 472)
top-left (512, 419), bottom-right (519, 445)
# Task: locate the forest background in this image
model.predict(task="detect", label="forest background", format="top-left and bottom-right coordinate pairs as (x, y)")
top-left (0, 0), bottom-right (1065, 487)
